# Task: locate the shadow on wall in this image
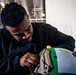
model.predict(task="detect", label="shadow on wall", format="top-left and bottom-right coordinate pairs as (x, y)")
top-left (64, 26), bottom-right (72, 35)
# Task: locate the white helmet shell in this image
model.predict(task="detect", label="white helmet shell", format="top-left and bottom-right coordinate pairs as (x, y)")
top-left (50, 48), bottom-right (76, 75)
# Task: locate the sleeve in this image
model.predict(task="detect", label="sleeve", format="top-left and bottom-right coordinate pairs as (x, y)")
top-left (46, 24), bottom-right (75, 52)
top-left (0, 43), bottom-right (36, 74)
top-left (0, 46), bottom-right (21, 74)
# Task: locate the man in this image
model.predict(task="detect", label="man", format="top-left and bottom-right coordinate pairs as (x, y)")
top-left (0, 2), bottom-right (75, 75)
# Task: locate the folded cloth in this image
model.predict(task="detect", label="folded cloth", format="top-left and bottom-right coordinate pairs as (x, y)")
top-left (34, 48), bottom-right (53, 75)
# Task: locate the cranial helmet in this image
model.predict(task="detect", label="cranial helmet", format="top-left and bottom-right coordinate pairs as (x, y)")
top-left (30, 47), bottom-right (76, 75)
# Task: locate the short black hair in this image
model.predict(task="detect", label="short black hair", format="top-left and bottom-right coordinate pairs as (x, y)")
top-left (1, 2), bottom-right (28, 27)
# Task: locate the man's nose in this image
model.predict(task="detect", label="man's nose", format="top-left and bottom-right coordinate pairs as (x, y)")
top-left (22, 32), bottom-right (29, 39)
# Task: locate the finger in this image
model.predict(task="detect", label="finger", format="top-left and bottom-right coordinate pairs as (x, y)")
top-left (24, 53), bottom-right (36, 60)
top-left (24, 61), bottom-right (31, 67)
top-left (26, 57), bottom-right (37, 66)
top-left (30, 54), bottom-right (39, 63)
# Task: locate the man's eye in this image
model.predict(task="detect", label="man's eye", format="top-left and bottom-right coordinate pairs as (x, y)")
top-left (16, 35), bottom-right (20, 36)
top-left (25, 26), bottom-right (30, 31)
top-left (15, 34), bottom-right (23, 36)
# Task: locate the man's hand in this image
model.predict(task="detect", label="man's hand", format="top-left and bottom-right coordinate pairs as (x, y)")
top-left (20, 52), bottom-right (39, 67)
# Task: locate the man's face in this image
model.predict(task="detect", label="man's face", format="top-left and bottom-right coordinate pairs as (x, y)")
top-left (6, 16), bottom-right (33, 43)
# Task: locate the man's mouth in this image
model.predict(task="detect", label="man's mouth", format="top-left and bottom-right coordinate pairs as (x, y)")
top-left (21, 35), bottom-right (32, 43)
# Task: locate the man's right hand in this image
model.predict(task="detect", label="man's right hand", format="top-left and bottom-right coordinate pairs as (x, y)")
top-left (20, 52), bottom-right (39, 67)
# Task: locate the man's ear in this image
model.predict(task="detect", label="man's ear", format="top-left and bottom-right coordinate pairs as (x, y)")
top-left (27, 15), bottom-right (29, 19)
